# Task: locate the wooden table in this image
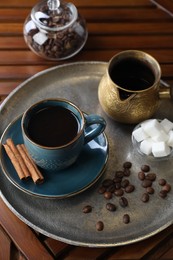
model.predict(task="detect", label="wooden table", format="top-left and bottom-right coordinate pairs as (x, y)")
top-left (1, 0), bottom-right (173, 259)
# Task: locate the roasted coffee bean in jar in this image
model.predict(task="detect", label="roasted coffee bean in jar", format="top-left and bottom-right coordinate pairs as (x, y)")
top-left (23, 0), bottom-right (88, 60)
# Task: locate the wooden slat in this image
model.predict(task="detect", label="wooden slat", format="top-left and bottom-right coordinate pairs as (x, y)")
top-left (86, 35), bottom-right (173, 49)
top-left (0, 0), bottom-right (152, 8)
top-left (1, 35), bottom-right (173, 51)
top-left (2, 49), bottom-right (173, 66)
top-left (0, 199), bottom-right (54, 259)
top-left (0, 225), bottom-right (11, 260)
top-left (0, 81), bottom-right (22, 94)
top-left (1, 22), bottom-right (173, 36)
top-left (44, 238), bottom-right (73, 257)
top-left (0, 65), bottom-right (51, 79)
top-left (63, 247), bottom-right (114, 260)
top-left (0, 63), bottom-right (172, 80)
top-left (88, 22), bottom-right (173, 35)
top-left (0, 7), bottom-right (171, 22)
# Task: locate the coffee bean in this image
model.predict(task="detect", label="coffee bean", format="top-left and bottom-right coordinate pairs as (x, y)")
top-left (141, 193), bottom-right (149, 202)
top-left (123, 161), bottom-right (132, 169)
top-left (141, 165), bottom-right (150, 172)
top-left (114, 189), bottom-right (124, 197)
top-left (102, 179), bottom-right (114, 187)
top-left (146, 187), bottom-right (155, 194)
top-left (123, 214), bottom-right (130, 224)
top-left (115, 183), bottom-right (121, 190)
top-left (107, 184), bottom-right (116, 193)
top-left (162, 184), bottom-right (171, 193)
top-left (113, 177), bottom-right (122, 183)
top-left (121, 179), bottom-right (129, 188)
top-left (158, 178), bottom-right (166, 186)
top-left (106, 203), bottom-right (116, 212)
top-left (142, 179), bottom-right (152, 188)
top-left (82, 205), bottom-right (92, 213)
top-left (125, 184), bottom-right (135, 193)
top-left (96, 221), bottom-right (104, 231)
top-left (119, 197), bottom-right (128, 207)
top-left (104, 191), bottom-right (112, 200)
top-left (138, 171), bottom-right (145, 181)
top-left (145, 173), bottom-right (156, 181)
top-left (123, 168), bottom-right (131, 177)
top-left (159, 190), bottom-right (167, 198)
top-left (115, 171), bottom-right (124, 178)
top-left (98, 186), bottom-right (106, 194)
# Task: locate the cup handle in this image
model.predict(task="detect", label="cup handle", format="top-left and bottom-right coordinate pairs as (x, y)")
top-left (159, 79), bottom-right (173, 99)
top-left (84, 114), bottom-right (106, 144)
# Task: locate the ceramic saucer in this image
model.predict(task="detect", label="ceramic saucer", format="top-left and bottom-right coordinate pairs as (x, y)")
top-left (0, 116), bottom-right (109, 199)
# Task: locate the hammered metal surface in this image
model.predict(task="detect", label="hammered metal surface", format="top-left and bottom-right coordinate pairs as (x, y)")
top-left (0, 62), bottom-right (173, 247)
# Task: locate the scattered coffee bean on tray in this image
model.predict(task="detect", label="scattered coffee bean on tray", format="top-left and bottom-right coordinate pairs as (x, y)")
top-left (119, 197), bottom-right (128, 207)
top-left (123, 168), bottom-right (131, 177)
top-left (82, 205), bottom-right (92, 214)
top-left (107, 184), bottom-right (116, 193)
top-left (121, 179), bottom-right (129, 188)
top-left (141, 165), bottom-right (150, 172)
top-left (98, 186), bottom-right (106, 194)
top-left (102, 179), bottom-right (114, 187)
top-left (104, 191), bottom-right (113, 200)
top-left (141, 179), bottom-right (152, 188)
top-left (125, 184), bottom-right (135, 193)
top-left (106, 203), bottom-right (116, 212)
top-left (138, 171), bottom-right (145, 181)
top-left (115, 170), bottom-right (124, 178)
top-left (123, 161), bottom-right (132, 169)
top-left (113, 176), bottom-right (122, 183)
top-left (114, 188), bottom-right (124, 197)
top-left (146, 186), bottom-right (155, 194)
top-left (145, 173), bottom-right (156, 181)
top-left (141, 193), bottom-right (150, 203)
top-left (159, 190), bottom-right (167, 198)
top-left (123, 214), bottom-right (130, 224)
top-left (158, 178), bottom-right (166, 186)
top-left (96, 221), bottom-right (104, 231)
top-left (162, 184), bottom-right (171, 192)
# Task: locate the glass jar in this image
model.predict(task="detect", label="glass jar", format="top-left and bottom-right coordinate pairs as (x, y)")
top-left (23, 0), bottom-right (88, 60)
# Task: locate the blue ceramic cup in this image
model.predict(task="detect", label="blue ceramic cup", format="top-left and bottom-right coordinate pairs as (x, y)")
top-left (21, 99), bottom-right (106, 171)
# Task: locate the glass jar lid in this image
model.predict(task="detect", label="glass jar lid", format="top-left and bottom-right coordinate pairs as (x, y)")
top-left (31, 0), bottom-right (78, 32)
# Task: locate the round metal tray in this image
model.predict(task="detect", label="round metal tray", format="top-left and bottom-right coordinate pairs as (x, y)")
top-left (0, 62), bottom-right (173, 247)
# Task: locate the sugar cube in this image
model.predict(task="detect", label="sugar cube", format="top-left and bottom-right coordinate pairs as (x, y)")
top-left (141, 119), bottom-right (163, 137)
top-left (152, 142), bottom-right (171, 157)
top-left (160, 118), bottom-right (173, 133)
top-left (132, 126), bottom-right (149, 142)
top-left (25, 20), bottom-right (36, 33)
top-left (140, 138), bottom-right (153, 155)
top-left (33, 32), bottom-right (48, 45)
top-left (152, 130), bottom-right (169, 142)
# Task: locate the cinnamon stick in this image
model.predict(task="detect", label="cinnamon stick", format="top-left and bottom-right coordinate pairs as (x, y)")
top-left (17, 144), bottom-right (44, 184)
top-left (6, 138), bottom-right (30, 179)
top-left (21, 144), bottom-right (44, 180)
top-left (3, 144), bottom-right (26, 180)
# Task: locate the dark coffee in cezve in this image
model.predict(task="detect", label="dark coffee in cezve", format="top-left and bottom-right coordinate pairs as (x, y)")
top-left (110, 58), bottom-right (155, 99)
top-left (27, 106), bottom-right (79, 147)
